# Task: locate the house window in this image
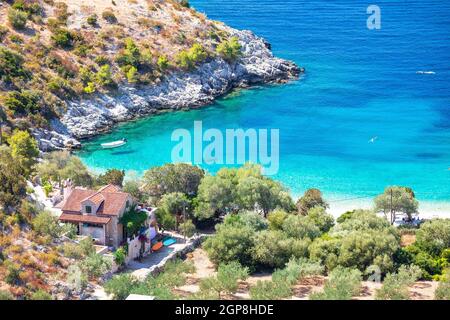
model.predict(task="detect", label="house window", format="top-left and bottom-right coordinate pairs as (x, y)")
top-left (85, 205), bottom-right (92, 214)
top-left (126, 200), bottom-right (130, 208)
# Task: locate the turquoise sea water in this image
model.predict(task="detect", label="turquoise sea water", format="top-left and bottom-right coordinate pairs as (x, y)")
top-left (78, 0), bottom-right (450, 210)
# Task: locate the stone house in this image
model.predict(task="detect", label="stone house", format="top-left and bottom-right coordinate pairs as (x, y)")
top-left (58, 184), bottom-right (136, 248)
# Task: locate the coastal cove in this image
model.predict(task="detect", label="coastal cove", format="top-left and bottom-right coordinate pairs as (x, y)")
top-left (78, 0), bottom-right (450, 216)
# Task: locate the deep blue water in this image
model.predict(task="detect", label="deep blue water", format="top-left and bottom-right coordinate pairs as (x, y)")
top-left (78, 0), bottom-right (450, 210)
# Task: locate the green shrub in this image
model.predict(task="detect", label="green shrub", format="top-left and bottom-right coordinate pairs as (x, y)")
top-left (306, 206), bottom-right (334, 233)
top-left (155, 207), bottom-right (176, 230)
top-left (83, 82), bottom-right (96, 94)
top-left (12, 0), bottom-right (43, 16)
top-left (251, 230), bottom-right (309, 268)
top-left (282, 214), bottom-right (321, 240)
top-left (79, 236), bottom-right (96, 256)
top-left (0, 47), bottom-right (29, 82)
top-left (129, 260), bottom-right (194, 300)
top-left (79, 254), bottom-right (111, 279)
top-left (337, 229), bottom-right (399, 275)
top-left (96, 64), bottom-right (114, 87)
top-left (42, 181), bottom-right (53, 197)
top-left (375, 265), bottom-right (421, 300)
top-left (5, 264), bottom-right (21, 285)
top-left (179, 219), bottom-right (196, 238)
top-left (249, 280), bottom-right (291, 300)
top-left (239, 211), bottom-right (268, 231)
top-left (176, 43), bottom-right (208, 70)
top-left (102, 10), bottom-right (117, 24)
top-left (0, 290), bottom-right (14, 300)
top-left (59, 242), bottom-right (84, 259)
top-left (32, 211), bottom-right (61, 238)
top-left (114, 247), bottom-right (127, 266)
top-left (0, 25), bottom-right (9, 42)
top-left (435, 276), bottom-right (450, 300)
top-left (126, 66), bottom-right (139, 83)
top-left (309, 267), bottom-right (362, 300)
top-left (157, 55), bottom-right (169, 71)
top-left (119, 208), bottom-right (148, 236)
top-left (175, 51), bottom-right (192, 70)
top-left (216, 37), bottom-right (242, 62)
top-left (8, 8), bottom-right (28, 30)
top-left (267, 209), bottom-right (288, 230)
top-left (4, 90), bottom-right (40, 116)
top-left (179, 0), bottom-right (190, 8)
top-left (94, 55), bottom-right (109, 66)
top-left (87, 14), bottom-right (98, 26)
top-left (51, 28), bottom-right (74, 48)
top-left (416, 219), bottom-right (450, 256)
top-left (309, 238), bottom-right (341, 271)
top-left (30, 290), bottom-right (52, 300)
top-left (203, 222), bottom-right (255, 267)
top-left (66, 264), bottom-right (88, 291)
top-left (104, 273), bottom-right (138, 300)
top-left (198, 261), bottom-right (249, 299)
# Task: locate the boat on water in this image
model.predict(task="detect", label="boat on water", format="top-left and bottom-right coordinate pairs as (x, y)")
top-left (101, 138), bottom-right (127, 149)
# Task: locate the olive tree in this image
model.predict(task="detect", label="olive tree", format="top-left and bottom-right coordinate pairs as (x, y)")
top-left (199, 262), bottom-right (249, 299)
top-left (251, 230), bottom-right (310, 268)
top-left (374, 186), bottom-right (419, 224)
top-left (375, 265), bottom-right (421, 300)
top-left (415, 219), bottom-right (450, 256)
top-left (310, 267), bottom-right (362, 300)
top-left (203, 222), bottom-right (255, 266)
top-left (142, 163), bottom-right (204, 200)
top-left (296, 188), bottom-right (328, 215)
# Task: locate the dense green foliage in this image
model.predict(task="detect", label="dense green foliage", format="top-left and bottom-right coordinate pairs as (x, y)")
top-left (0, 47), bottom-right (29, 83)
top-left (8, 8), bottom-right (28, 30)
top-left (195, 164), bottom-right (294, 220)
top-left (205, 202), bottom-right (404, 277)
top-left (156, 192), bottom-right (191, 230)
top-left (142, 163), bottom-right (204, 201)
top-left (97, 169), bottom-right (125, 187)
top-left (0, 145), bottom-right (27, 209)
top-left (35, 151), bottom-right (94, 187)
top-left (120, 207), bottom-right (148, 236)
top-left (9, 129), bottom-right (39, 178)
top-left (32, 211), bottom-right (62, 238)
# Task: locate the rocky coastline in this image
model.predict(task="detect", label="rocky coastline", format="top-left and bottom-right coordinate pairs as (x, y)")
top-left (33, 27), bottom-right (303, 151)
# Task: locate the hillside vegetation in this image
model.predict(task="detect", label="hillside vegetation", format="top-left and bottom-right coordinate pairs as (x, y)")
top-left (0, 0), bottom-right (240, 141)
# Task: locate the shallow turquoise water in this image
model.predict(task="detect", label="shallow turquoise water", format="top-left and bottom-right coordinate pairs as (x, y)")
top-left (78, 0), bottom-right (450, 206)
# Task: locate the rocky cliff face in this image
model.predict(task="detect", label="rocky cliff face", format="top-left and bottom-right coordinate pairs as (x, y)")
top-left (35, 27), bottom-right (301, 150)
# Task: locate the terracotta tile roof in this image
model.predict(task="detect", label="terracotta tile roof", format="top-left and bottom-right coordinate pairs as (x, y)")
top-left (84, 192), bottom-right (105, 206)
top-left (61, 184), bottom-right (130, 216)
top-left (61, 188), bottom-right (97, 213)
top-left (59, 213), bottom-right (111, 225)
top-left (96, 192), bottom-right (129, 216)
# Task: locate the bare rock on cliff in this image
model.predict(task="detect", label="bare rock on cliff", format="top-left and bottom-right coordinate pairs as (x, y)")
top-left (57, 27), bottom-right (301, 142)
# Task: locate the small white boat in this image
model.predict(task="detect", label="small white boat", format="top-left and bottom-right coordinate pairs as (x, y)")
top-left (101, 138), bottom-right (127, 149)
top-left (416, 71), bottom-right (435, 75)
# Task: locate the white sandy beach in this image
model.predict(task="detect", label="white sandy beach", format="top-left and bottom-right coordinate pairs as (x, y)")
top-left (327, 198), bottom-right (450, 220)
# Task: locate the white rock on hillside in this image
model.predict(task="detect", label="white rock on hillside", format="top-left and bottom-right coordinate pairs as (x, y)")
top-left (42, 27), bottom-right (302, 149)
